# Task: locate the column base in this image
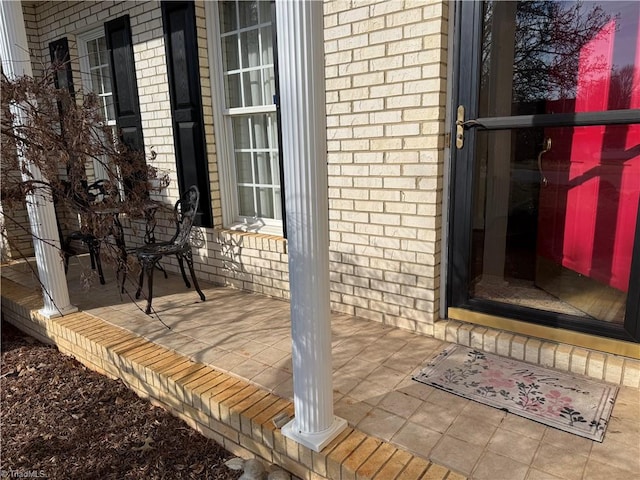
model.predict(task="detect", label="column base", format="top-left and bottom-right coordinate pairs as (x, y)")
top-left (281, 415), bottom-right (348, 453)
top-left (39, 304), bottom-right (78, 319)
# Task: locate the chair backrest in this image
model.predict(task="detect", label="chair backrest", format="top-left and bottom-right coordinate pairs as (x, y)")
top-left (72, 179), bottom-right (119, 211)
top-left (170, 185), bottom-right (200, 247)
top-left (57, 179), bottom-right (119, 238)
top-left (87, 179), bottom-right (118, 204)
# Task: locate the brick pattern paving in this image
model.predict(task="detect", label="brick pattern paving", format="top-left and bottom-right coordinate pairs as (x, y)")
top-left (2, 262), bottom-right (639, 479)
top-left (1, 277), bottom-right (459, 480)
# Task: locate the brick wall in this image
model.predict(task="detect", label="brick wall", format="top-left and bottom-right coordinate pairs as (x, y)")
top-left (0, 201), bottom-right (35, 260)
top-left (324, 0), bottom-right (448, 335)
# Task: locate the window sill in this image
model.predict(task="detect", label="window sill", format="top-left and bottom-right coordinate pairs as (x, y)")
top-left (219, 226), bottom-right (286, 242)
top-left (217, 227), bottom-right (287, 253)
top-left (224, 220), bottom-right (284, 238)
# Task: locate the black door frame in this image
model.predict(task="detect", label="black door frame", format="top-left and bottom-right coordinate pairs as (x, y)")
top-left (447, 0), bottom-right (640, 342)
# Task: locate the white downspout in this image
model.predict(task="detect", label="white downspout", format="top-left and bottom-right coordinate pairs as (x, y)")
top-left (0, 0), bottom-right (77, 318)
top-left (276, 0), bottom-right (347, 452)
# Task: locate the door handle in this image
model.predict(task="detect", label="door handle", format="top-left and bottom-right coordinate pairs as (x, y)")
top-left (538, 137), bottom-right (552, 186)
top-left (456, 105), bottom-right (466, 149)
top-left (455, 105), bottom-right (482, 149)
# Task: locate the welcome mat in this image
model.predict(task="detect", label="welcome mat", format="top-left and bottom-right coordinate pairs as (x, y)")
top-left (413, 345), bottom-right (618, 442)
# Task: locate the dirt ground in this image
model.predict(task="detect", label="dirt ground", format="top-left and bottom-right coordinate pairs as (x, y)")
top-left (0, 320), bottom-right (242, 480)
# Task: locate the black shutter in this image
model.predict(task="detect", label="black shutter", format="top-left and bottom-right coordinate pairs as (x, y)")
top-left (104, 15), bottom-right (147, 196)
top-left (161, 1), bottom-right (213, 227)
top-left (270, 1), bottom-right (286, 238)
top-left (49, 38), bottom-right (74, 95)
top-left (49, 37), bottom-right (77, 177)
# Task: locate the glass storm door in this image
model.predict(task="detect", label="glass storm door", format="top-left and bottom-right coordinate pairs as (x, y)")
top-left (449, 0), bottom-right (640, 342)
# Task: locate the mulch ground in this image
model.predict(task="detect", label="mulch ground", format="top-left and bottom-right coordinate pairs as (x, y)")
top-left (1, 320), bottom-right (241, 480)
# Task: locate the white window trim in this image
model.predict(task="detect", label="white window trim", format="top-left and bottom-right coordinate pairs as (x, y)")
top-left (77, 28), bottom-right (102, 93)
top-left (204, 1), bottom-right (284, 236)
top-left (77, 28), bottom-right (121, 192)
top-left (77, 28), bottom-right (116, 127)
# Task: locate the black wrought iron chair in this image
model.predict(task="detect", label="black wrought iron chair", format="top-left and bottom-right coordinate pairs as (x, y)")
top-left (62, 179), bottom-right (124, 284)
top-left (134, 185), bottom-right (205, 314)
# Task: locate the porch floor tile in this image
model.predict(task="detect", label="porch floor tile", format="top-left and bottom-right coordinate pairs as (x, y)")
top-left (2, 259), bottom-right (640, 479)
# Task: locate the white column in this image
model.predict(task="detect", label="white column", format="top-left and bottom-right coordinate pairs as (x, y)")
top-left (0, 0), bottom-right (77, 318)
top-left (277, 0), bottom-right (347, 452)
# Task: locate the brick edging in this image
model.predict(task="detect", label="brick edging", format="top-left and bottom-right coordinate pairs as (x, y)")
top-left (434, 319), bottom-right (640, 388)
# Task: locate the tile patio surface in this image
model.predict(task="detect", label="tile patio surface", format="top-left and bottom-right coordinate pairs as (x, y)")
top-left (2, 258), bottom-right (639, 479)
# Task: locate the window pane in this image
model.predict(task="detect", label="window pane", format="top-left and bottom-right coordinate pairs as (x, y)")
top-left (104, 96), bottom-right (116, 123)
top-left (271, 153), bottom-right (280, 186)
top-left (271, 116), bottom-right (279, 149)
top-left (91, 71), bottom-right (101, 93)
top-left (238, 186), bottom-right (255, 216)
top-left (236, 153), bottom-right (253, 183)
top-left (241, 30), bottom-right (260, 68)
top-left (97, 36), bottom-right (107, 64)
top-left (222, 34), bottom-right (239, 71)
top-left (263, 67), bottom-right (275, 106)
top-left (243, 70), bottom-right (263, 106)
top-left (232, 114), bottom-right (278, 151)
top-left (232, 116), bottom-right (251, 149)
top-left (274, 188), bottom-right (282, 220)
top-left (219, 1), bottom-right (237, 33)
top-left (261, 26), bottom-right (273, 65)
top-left (88, 39), bottom-right (99, 67)
top-left (238, 1), bottom-right (258, 28)
top-left (101, 67), bottom-right (112, 94)
top-left (256, 114), bottom-right (272, 148)
top-left (257, 187), bottom-right (274, 218)
top-left (259, 1), bottom-right (271, 24)
top-left (224, 73), bottom-right (242, 108)
top-left (254, 153), bottom-right (272, 184)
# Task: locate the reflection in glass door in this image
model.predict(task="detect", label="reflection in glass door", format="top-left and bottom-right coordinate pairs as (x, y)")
top-left (450, 0), bottom-right (640, 341)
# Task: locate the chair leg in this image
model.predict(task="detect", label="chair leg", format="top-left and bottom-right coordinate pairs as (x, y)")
top-left (144, 259), bottom-right (156, 315)
top-left (63, 251), bottom-right (70, 274)
top-left (117, 247), bottom-right (128, 294)
top-left (114, 226), bottom-right (128, 293)
top-left (185, 249), bottom-right (205, 302)
top-left (62, 238), bottom-right (71, 273)
top-left (157, 262), bottom-right (168, 279)
top-left (135, 264), bottom-right (144, 299)
top-left (119, 265), bottom-right (127, 294)
top-left (92, 241), bottom-right (105, 285)
top-left (177, 254), bottom-right (191, 288)
top-left (89, 247), bottom-right (96, 270)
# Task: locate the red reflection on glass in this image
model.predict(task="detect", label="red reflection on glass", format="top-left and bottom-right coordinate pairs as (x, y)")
top-left (538, 8), bottom-right (640, 293)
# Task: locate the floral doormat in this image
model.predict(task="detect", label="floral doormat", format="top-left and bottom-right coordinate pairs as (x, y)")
top-left (413, 345), bottom-right (618, 442)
